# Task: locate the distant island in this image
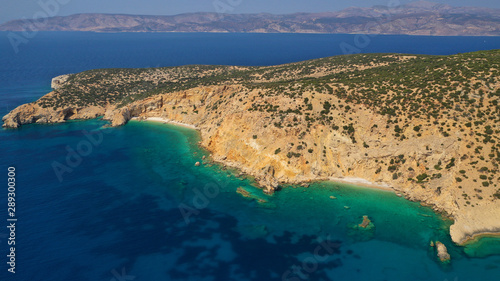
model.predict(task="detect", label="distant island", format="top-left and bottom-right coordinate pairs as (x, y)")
top-left (3, 50), bottom-right (500, 246)
top-left (1, 1), bottom-right (499, 36)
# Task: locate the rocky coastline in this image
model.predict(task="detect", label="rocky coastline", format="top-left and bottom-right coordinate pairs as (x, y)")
top-left (3, 52), bottom-right (500, 246)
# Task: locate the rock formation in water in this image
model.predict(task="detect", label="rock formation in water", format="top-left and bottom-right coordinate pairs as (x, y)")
top-left (349, 215), bottom-right (376, 241)
top-left (3, 50), bottom-right (500, 246)
top-left (358, 216), bottom-right (373, 229)
top-left (435, 241), bottom-right (451, 263)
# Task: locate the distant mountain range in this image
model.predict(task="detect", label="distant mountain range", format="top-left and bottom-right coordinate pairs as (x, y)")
top-left (1, 1), bottom-right (499, 36)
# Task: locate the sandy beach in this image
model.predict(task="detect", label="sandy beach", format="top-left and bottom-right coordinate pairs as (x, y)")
top-left (132, 116), bottom-right (197, 129)
top-left (135, 117), bottom-right (396, 194)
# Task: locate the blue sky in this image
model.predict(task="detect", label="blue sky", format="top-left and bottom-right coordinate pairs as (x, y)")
top-left (1, 0), bottom-right (498, 24)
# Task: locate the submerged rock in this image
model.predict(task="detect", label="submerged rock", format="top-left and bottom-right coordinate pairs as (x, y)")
top-left (195, 162), bottom-right (201, 166)
top-left (348, 215), bottom-right (375, 242)
top-left (236, 187), bottom-right (268, 204)
top-left (236, 187), bottom-right (251, 198)
top-left (358, 215), bottom-right (373, 229)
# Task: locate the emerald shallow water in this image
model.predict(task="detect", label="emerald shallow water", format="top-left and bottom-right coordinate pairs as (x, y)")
top-left (125, 120), bottom-right (500, 280)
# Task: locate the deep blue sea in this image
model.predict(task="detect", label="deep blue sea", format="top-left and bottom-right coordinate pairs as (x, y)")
top-left (1, 32), bottom-right (500, 281)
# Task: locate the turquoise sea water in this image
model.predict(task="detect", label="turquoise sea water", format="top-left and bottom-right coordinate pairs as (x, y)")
top-left (1, 32), bottom-right (500, 280)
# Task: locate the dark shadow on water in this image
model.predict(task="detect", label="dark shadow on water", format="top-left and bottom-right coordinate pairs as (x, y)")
top-left (76, 189), bottom-right (345, 281)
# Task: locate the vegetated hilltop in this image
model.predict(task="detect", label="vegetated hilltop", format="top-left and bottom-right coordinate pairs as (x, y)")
top-left (1, 1), bottom-right (499, 36)
top-left (3, 50), bottom-right (500, 245)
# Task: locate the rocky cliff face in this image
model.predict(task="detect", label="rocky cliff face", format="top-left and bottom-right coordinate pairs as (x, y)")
top-left (98, 84), bottom-right (500, 245)
top-left (3, 51), bottom-right (500, 245)
top-left (1, 101), bottom-right (104, 128)
top-left (1, 73), bottom-right (104, 128)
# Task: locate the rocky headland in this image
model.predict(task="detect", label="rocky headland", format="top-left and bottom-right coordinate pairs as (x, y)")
top-left (3, 50), bottom-right (500, 246)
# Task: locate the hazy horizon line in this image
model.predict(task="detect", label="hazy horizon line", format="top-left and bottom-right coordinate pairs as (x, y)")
top-left (1, 0), bottom-right (498, 26)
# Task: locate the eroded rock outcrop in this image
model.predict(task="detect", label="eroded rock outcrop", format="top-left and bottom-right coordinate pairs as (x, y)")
top-left (51, 74), bottom-right (72, 90)
top-left (2, 101), bottom-right (104, 128)
top-left (435, 241), bottom-right (451, 263)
